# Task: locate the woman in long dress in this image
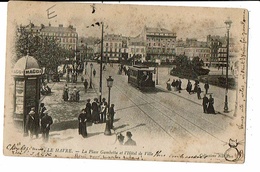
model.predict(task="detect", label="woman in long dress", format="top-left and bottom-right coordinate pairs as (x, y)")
top-left (207, 94), bottom-right (216, 114)
top-left (78, 109), bottom-right (87, 138)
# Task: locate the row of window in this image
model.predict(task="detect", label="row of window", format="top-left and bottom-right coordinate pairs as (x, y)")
top-left (104, 54), bottom-right (121, 57)
top-left (105, 42), bottom-right (122, 47)
top-left (147, 38), bottom-right (174, 42)
top-left (62, 38), bottom-right (76, 43)
top-left (147, 42), bottom-right (174, 47)
top-left (147, 32), bottom-right (175, 37)
top-left (185, 49), bottom-right (210, 53)
top-left (41, 32), bottom-right (77, 37)
top-left (147, 49), bottom-right (175, 54)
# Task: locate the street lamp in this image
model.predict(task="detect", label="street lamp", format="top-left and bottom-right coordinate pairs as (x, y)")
top-left (89, 63), bottom-right (93, 89)
top-left (224, 18), bottom-right (232, 113)
top-left (104, 76), bottom-right (114, 136)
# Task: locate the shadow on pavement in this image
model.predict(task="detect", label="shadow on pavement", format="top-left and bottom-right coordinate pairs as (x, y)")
top-left (51, 120), bottom-right (78, 132)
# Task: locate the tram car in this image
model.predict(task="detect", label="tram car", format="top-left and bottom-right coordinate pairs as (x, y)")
top-left (128, 65), bottom-right (155, 90)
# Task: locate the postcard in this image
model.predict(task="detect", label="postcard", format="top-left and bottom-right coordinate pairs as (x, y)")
top-left (3, 1), bottom-right (248, 163)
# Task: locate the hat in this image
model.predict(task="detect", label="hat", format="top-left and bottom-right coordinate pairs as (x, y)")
top-left (126, 131), bottom-right (132, 137)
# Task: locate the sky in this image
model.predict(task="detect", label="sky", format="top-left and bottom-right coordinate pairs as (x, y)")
top-left (7, 1), bottom-right (245, 42)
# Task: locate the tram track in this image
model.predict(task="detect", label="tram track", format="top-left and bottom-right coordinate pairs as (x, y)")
top-left (103, 66), bottom-right (228, 144)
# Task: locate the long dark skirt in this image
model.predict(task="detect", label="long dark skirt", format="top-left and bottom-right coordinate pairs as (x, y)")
top-left (207, 103), bottom-right (215, 114)
top-left (78, 122), bottom-right (87, 138)
top-left (92, 110), bottom-right (100, 123)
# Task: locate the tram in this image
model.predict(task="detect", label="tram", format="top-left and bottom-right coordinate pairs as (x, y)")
top-left (128, 65), bottom-right (155, 90)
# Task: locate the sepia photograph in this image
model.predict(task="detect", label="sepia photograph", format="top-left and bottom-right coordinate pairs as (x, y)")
top-left (2, 1), bottom-right (251, 167)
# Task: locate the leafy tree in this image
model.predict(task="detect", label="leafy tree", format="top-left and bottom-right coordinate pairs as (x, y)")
top-left (15, 24), bottom-right (72, 73)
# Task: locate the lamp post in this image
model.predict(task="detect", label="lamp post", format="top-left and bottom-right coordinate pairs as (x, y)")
top-left (104, 76), bottom-right (113, 136)
top-left (224, 18), bottom-right (232, 113)
top-left (99, 22), bottom-right (104, 103)
top-left (89, 63), bottom-right (93, 89)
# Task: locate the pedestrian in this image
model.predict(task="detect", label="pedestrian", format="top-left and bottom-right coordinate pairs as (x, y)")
top-left (92, 98), bottom-right (100, 124)
top-left (171, 79), bottom-right (176, 90)
top-left (78, 109), bottom-right (88, 138)
top-left (204, 81), bottom-right (209, 94)
top-left (39, 103), bottom-right (47, 120)
top-left (93, 69), bottom-right (96, 77)
top-left (108, 104), bottom-right (115, 129)
top-left (63, 84), bottom-right (69, 101)
top-left (178, 78), bottom-right (182, 93)
top-left (41, 110), bottom-right (53, 142)
top-left (26, 107), bottom-right (38, 138)
top-left (186, 79), bottom-right (192, 94)
top-left (197, 84), bottom-right (202, 99)
top-left (207, 94), bottom-right (216, 114)
top-left (202, 94), bottom-right (209, 113)
top-left (193, 81), bottom-right (198, 93)
top-left (124, 131), bottom-right (136, 146)
top-left (81, 75), bottom-right (84, 82)
top-left (166, 78), bottom-right (171, 91)
top-left (85, 99), bottom-right (92, 121)
top-left (100, 98), bottom-right (107, 123)
top-left (175, 79), bottom-right (179, 92)
top-left (83, 79), bottom-right (88, 93)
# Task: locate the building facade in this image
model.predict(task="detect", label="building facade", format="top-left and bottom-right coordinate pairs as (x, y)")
top-left (128, 36), bottom-right (146, 63)
top-left (40, 24), bottom-right (78, 51)
top-left (103, 34), bottom-right (123, 62)
top-left (142, 26), bottom-right (177, 63)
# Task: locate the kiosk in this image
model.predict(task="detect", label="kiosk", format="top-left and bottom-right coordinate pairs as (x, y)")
top-left (12, 55), bottom-right (42, 135)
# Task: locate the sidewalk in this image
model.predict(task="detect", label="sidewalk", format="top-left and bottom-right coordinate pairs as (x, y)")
top-left (156, 67), bottom-right (237, 117)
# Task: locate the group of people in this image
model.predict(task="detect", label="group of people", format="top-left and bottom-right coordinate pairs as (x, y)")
top-left (166, 78), bottom-right (182, 92)
top-left (117, 131), bottom-right (137, 146)
top-left (78, 98), bottom-right (115, 138)
top-left (63, 84), bottom-right (80, 102)
top-left (25, 103), bottom-right (53, 142)
top-left (167, 78), bottom-right (216, 114)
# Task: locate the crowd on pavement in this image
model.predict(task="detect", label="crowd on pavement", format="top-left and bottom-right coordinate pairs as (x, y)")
top-left (166, 77), bottom-right (215, 114)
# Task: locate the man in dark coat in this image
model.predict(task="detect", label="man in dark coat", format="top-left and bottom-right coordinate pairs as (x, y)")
top-left (186, 80), bottom-right (192, 94)
top-left (26, 107), bottom-right (37, 138)
top-left (197, 84), bottom-right (202, 99)
top-left (41, 110), bottom-right (53, 142)
top-left (108, 104), bottom-right (115, 129)
top-left (202, 94), bottom-right (209, 113)
top-left (83, 79), bottom-right (88, 93)
top-left (78, 109), bottom-right (88, 138)
top-left (204, 81), bottom-right (210, 94)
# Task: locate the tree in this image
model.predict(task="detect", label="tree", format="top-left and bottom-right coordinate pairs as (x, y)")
top-left (15, 23), bottom-right (69, 73)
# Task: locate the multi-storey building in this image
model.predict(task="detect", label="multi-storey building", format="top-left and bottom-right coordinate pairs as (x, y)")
top-left (141, 26), bottom-right (177, 63)
top-left (40, 24), bottom-right (78, 51)
top-left (103, 34), bottom-right (123, 62)
top-left (184, 39), bottom-right (211, 66)
top-left (175, 39), bottom-right (186, 56)
top-left (128, 36), bottom-right (146, 63)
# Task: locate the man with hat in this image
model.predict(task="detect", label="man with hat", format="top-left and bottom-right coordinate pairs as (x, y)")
top-left (41, 109), bottom-right (53, 142)
top-left (25, 107), bottom-right (38, 138)
top-left (124, 131), bottom-right (136, 146)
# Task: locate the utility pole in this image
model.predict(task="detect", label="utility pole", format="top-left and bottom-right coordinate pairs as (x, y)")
top-left (99, 23), bottom-right (104, 103)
